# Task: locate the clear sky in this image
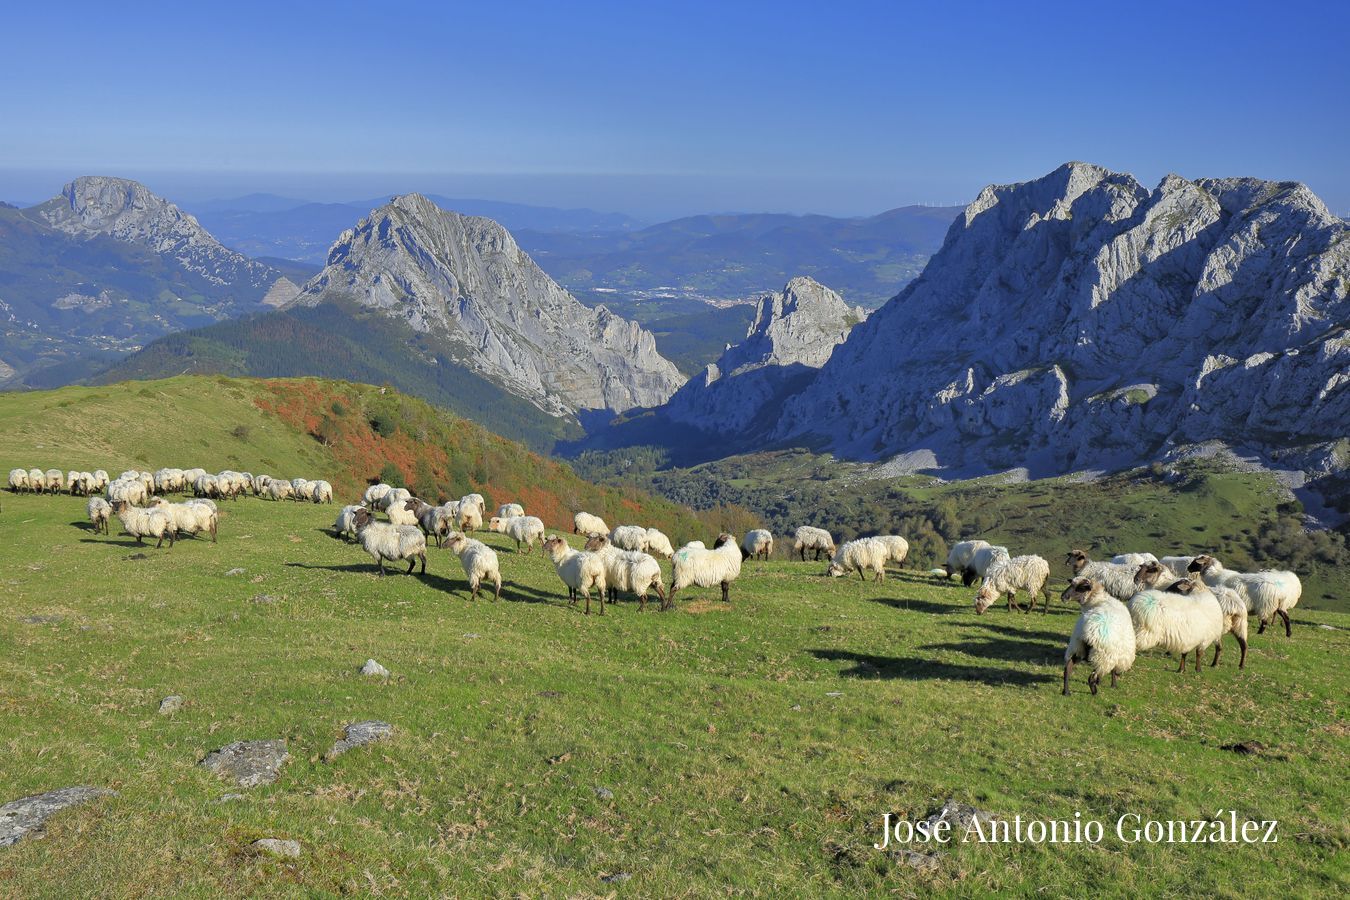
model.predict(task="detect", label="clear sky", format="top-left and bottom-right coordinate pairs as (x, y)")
top-left (2, 0), bottom-right (1347, 219)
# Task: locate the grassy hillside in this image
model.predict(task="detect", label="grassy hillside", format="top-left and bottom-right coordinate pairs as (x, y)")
top-left (572, 448), bottom-right (1350, 613)
top-left (0, 474), bottom-right (1346, 895)
top-left (0, 376), bottom-right (722, 542)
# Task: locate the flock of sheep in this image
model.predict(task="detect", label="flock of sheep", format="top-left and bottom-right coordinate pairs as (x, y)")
top-left (12, 465), bottom-right (1305, 696)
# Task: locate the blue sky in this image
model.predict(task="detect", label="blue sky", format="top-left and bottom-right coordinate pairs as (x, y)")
top-left (2, 0), bottom-right (1347, 218)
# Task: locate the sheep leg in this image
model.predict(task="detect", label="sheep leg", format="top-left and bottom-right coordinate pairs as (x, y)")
top-left (1194, 649), bottom-right (1202, 673)
top-left (210, 522), bottom-right (217, 543)
top-left (377, 558), bottom-right (386, 577)
top-left (1211, 642), bottom-right (1222, 667)
top-left (1236, 635), bottom-right (1247, 669)
top-left (1277, 609), bottom-right (1291, 637)
top-left (493, 577), bottom-right (501, 601)
top-left (857, 568), bottom-right (865, 581)
top-left (1110, 671), bottom-right (1119, 688)
top-left (1087, 671), bottom-right (1099, 696)
top-left (962, 569), bottom-right (976, 588)
top-left (721, 581), bottom-right (730, 604)
top-left (1257, 618), bottom-right (1267, 635)
top-left (583, 590), bottom-right (591, 616)
top-left (875, 568), bottom-right (884, 582)
top-left (1176, 654), bottom-right (1186, 673)
top-left (1062, 658), bottom-right (1073, 695)
top-left (663, 587), bottom-right (675, 611)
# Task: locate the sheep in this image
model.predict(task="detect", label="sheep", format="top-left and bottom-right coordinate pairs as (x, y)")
top-left (975, 554), bottom-right (1052, 614)
top-left (405, 497), bottom-right (451, 546)
top-left (964, 544), bottom-right (1010, 587)
top-left (497, 502), bottom-right (524, 519)
top-left (8, 468), bottom-right (29, 493)
top-left (461, 493), bottom-right (487, 517)
top-left (609, 524), bottom-right (648, 551)
top-left (1061, 577), bottom-right (1136, 695)
top-left (28, 468), bottom-right (47, 493)
top-left (110, 500), bottom-right (177, 548)
top-left (873, 535), bottom-right (910, 568)
top-left (352, 508), bottom-right (426, 576)
top-left (944, 539), bottom-right (991, 580)
top-left (252, 473), bottom-right (273, 496)
top-left (362, 483), bottom-right (392, 507)
top-left (43, 469), bottom-right (63, 494)
top-left (86, 496), bottom-right (112, 535)
top-left (454, 501), bottom-right (483, 533)
top-left (573, 511), bottom-right (609, 537)
top-left (92, 470), bottom-right (109, 491)
top-left (444, 532), bottom-right (502, 601)
top-left (108, 478), bottom-right (149, 506)
top-left (66, 470), bottom-right (82, 495)
top-left (333, 504), bottom-right (367, 540)
top-left (644, 527), bottom-right (675, 559)
top-left (195, 474), bottom-right (221, 499)
top-left (1135, 562), bottom-right (1248, 668)
top-left (1159, 555), bottom-right (1197, 578)
top-left (387, 495), bottom-right (421, 527)
top-left (826, 537), bottom-right (891, 582)
top-left (150, 497), bottom-right (218, 542)
top-left (136, 471), bottom-right (155, 498)
top-left (542, 534), bottom-right (608, 614)
top-left (1111, 552), bottom-right (1158, 567)
top-left (669, 533), bottom-right (742, 609)
top-left (377, 487), bottom-right (412, 513)
top-left (793, 525), bottom-right (836, 562)
top-left (309, 480), bottom-right (333, 504)
top-left (181, 468), bottom-right (206, 488)
top-left (584, 534), bottom-right (666, 610)
top-left (1189, 555), bottom-right (1301, 638)
top-left (1126, 574), bottom-right (1225, 673)
top-left (265, 479), bottom-right (293, 501)
top-left (1064, 549), bottom-right (1140, 602)
top-left (488, 515), bottom-right (546, 552)
top-left (741, 528), bottom-right (774, 560)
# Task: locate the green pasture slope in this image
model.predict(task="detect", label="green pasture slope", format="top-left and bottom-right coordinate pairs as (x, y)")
top-left (0, 383), bottom-right (1346, 896)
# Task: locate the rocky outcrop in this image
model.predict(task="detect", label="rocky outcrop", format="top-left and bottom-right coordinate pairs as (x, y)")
top-left (290, 194), bottom-right (684, 415)
top-left (663, 277), bottom-right (864, 431)
top-left (762, 162), bottom-right (1349, 479)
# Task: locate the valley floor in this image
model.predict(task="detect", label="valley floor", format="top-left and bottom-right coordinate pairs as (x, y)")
top-left (0, 492), bottom-right (1347, 897)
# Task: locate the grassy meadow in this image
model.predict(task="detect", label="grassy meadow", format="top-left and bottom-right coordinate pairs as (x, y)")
top-left (0, 380), bottom-right (1347, 897)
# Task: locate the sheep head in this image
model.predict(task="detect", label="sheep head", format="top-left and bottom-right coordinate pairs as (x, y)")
top-left (1061, 576), bottom-right (1097, 605)
top-left (584, 534), bottom-right (609, 551)
top-left (1134, 561), bottom-right (1166, 588)
top-left (1188, 554), bottom-right (1217, 575)
top-left (1065, 549), bottom-right (1090, 574)
top-left (1165, 578), bottom-right (1197, 595)
top-left (825, 562), bottom-right (846, 578)
top-left (444, 532), bottom-right (467, 553)
top-left (973, 583), bottom-right (999, 614)
top-left (713, 533), bottom-right (735, 549)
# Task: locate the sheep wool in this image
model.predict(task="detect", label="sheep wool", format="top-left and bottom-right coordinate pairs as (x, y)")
top-left (542, 535), bottom-right (608, 615)
top-left (584, 534), bottom-right (666, 610)
top-left (643, 528), bottom-right (675, 559)
top-left (1111, 552), bottom-right (1158, 567)
top-left (873, 535), bottom-right (910, 567)
top-left (363, 483), bottom-right (393, 507)
top-left (827, 537), bottom-right (891, 582)
top-left (573, 511), bottom-right (609, 537)
top-left (975, 554), bottom-right (1052, 614)
top-left (1134, 563), bottom-right (1249, 668)
top-left (8, 468), bottom-right (29, 493)
top-left (1065, 550), bottom-right (1139, 602)
top-left (670, 534), bottom-right (742, 609)
top-left (497, 502), bottom-right (525, 519)
top-left (110, 500), bottom-right (177, 549)
top-left (1126, 578), bottom-right (1224, 673)
top-left (944, 539), bottom-right (992, 579)
top-left (86, 496), bottom-right (112, 535)
top-left (488, 515), bottom-right (546, 553)
top-left (966, 545), bottom-right (1010, 587)
top-left (609, 525), bottom-right (648, 552)
top-left (353, 509), bottom-right (427, 576)
top-left (1061, 578), bottom-right (1136, 696)
top-left (792, 526), bottom-right (835, 562)
top-left (444, 532), bottom-right (502, 601)
top-left (150, 498), bottom-right (218, 542)
top-left (741, 529), bottom-right (774, 561)
top-left (334, 505), bottom-right (367, 540)
top-left (309, 480), bottom-right (333, 504)
top-left (1189, 555), bottom-right (1301, 638)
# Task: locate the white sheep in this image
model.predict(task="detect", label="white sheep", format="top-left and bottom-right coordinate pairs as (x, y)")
top-left (1111, 552), bottom-right (1158, 567)
top-left (66, 470), bottom-right (82, 495)
top-left (403, 497), bottom-right (451, 546)
top-left (873, 535), bottom-right (910, 568)
top-left (266, 479), bottom-right (294, 501)
top-left (352, 508), bottom-right (427, 576)
top-left (497, 502), bottom-right (525, 519)
top-left (334, 504), bottom-right (367, 540)
top-left (609, 524), bottom-right (648, 551)
top-left (8, 468), bottom-right (29, 493)
top-left (1135, 562), bottom-right (1248, 668)
top-left (150, 497), bottom-right (218, 542)
top-left (92, 470), bottom-right (110, 491)
top-left (1061, 577), bottom-right (1136, 696)
top-left (793, 525), bottom-right (836, 562)
top-left (108, 478), bottom-right (149, 506)
top-left (573, 511), bottom-right (609, 537)
top-left (1189, 555), bottom-right (1301, 638)
top-left (28, 468), bottom-right (47, 493)
top-left (362, 483), bottom-right (392, 507)
top-left (252, 473), bottom-right (273, 496)
top-left (1159, 555), bottom-right (1197, 578)
top-left (826, 537), bottom-right (891, 581)
top-left (1065, 549), bottom-right (1140, 602)
top-left (387, 495), bottom-right (421, 527)
top-left (309, 480), bottom-right (333, 504)
top-left (86, 496), bottom-right (112, 535)
top-left (461, 493), bottom-right (487, 517)
top-left (110, 500), bottom-right (177, 548)
top-left (670, 534), bottom-right (742, 609)
top-left (444, 532), bottom-right (502, 601)
top-left (974, 554), bottom-right (1052, 614)
top-left (741, 529), bottom-right (774, 560)
top-left (1126, 577), bottom-right (1224, 673)
top-left (488, 515), bottom-right (546, 553)
top-left (643, 527), bottom-right (675, 559)
top-left (43, 469), bottom-right (63, 494)
top-left (453, 500), bottom-right (482, 532)
top-left (966, 544), bottom-right (1010, 586)
top-left (944, 539), bottom-right (991, 580)
top-left (290, 477), bottom-right (312, 499)
top-left (376, 487), bottom-right (411, 512)
top-left (584, 534), bottom-right (666, 610)
top-left (542, 534), bottom-right (608, 614)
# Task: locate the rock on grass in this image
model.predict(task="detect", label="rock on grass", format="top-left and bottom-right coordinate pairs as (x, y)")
top-left (199, 740), bottom-right (289, 788)
top-left (360, 659), bottom-right (389, 678)
top-left (0, 787), bottom-right (116, 847)
top-left (324, 721), bottom-right (394, 761)
top-left (251, 838), bottom-right (301, 858)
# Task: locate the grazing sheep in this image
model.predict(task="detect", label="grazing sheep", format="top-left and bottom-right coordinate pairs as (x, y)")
top-left (28, 468), bottom-right (47, 493)
top-left (741, 529), bottom-right (774, 560)
top-left (92, 470), bottom-right (109, 491)
top-left (573, 511), bottom-right (609, 537)
top-left (793, 526), bottom-right (836, 562)
top-left (150, 497), bottom-right (218, 542)
top-left (8, 468), bottom-right (29, 493)
top-left (290, 477), bottom-right (312, 499)
top-left (965, 544), bottom-right (1010, 587)
top-left (194, 474), bottom-right (220, 499)
top-left (1189, 555), bottom-right (1301, 638)
top-left (252, 473), bottom-right (273, 496)
top-left (669, 534), bottom-right (742, 609)
top-left (1136, 562), bottom-right (1248, 668)
top-left (497, 502), bottom-right (525, 519)
top-left (1159, 555), bottom-right (1197, 577)
top-left (266, 479), bottom-right (294, 501)
top-left (873, 535), bottom-right (910, 568)
top-left (362, 483), bottom-right (392, 507)
top-left (352, 508), bottom-right (426, 576)
top-left (309, 480), bottom-right (333, 504)
top-left (43, 469), bottom-right (63, 494)
top-left (1065, 549), bottom-right (1140, 602)
top-left (66, 470), bottom-right (82, 495)
top-left (404, 498), bottom-right (451, 547)
top-left (333, 504), bottom-right (367, 540)
top-left (461, 494), bottom-right (487, 517)
top-left (110, 500), bottom-right (177, 548)
top-left (643, 528), bottom-right (675, 559)
top-left (454, 501), bottom-right (483, 533)
top-left (1111, 552), bottom-right (1158, 567)
top-left (108, 478), bottom-right (149, 506)
top-left (444, 532), bottom-right (502, 601)
top-left (584, 534), bottom-right (666, 610)
top-left (1061, 577), bottom-right (1136, 696)
top-left (376, 487), bottom-right (411, 512)
top-left (488, 515), bottom-right (546, 552)
top-left (944, 539), bottom-right (992, 580)
top-left (826, 537), bottom-right (891, 582)
top-left (609, 524), bottom-right (648, 551)
top-left (1126, 577), bottom-right (1224, 673)
top-left (86, 496), bottom-right (112, 535)
top-left (975, 554), bottom-right (1052, 614)
top-left (387, 495), bottom-right (420, 527)
top-left (542, 534), bottom-right (608, 614)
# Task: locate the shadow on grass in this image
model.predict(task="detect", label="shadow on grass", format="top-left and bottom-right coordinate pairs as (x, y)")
top-left (867, 596), bottom-right (959, 615)
top-left (79, 537), bottom-right (160, 549)
top-left (923, 637), bottom-right (1062, 664)
top-left (808, 648), bottom-right (1054, 686)
top-left (961, 621), bottom-right (1067, 642)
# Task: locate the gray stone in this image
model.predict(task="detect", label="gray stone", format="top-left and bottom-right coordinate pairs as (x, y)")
top-left (218, 793), bottom-right (246, 803)
top-left (20, 614), bottom-right (62, 625)
top-left (892, 849), bottom-right (941, 872)
top-left (324, 721), bottom-right (394, 761)
top-left (921, 797), bottom-right (1000, 835)
top-left (360, 659), bottom-right (389, 678)
top-left (250, 838), bottom-right (301, 859)
top-left (224, 568), bottom-right (245, 577)
top-left (158, 695), bottom-right (184, 715)
top-left (600, 872), bottom-right (632, 884)
top-left (250, 594), bottom-right (279, 604)
top-left (593, 787), bottom-right (614, 801)
top-left (199, 740), bottom-right (289, 788)
top-left (0, 786), bottom-right (116, 847)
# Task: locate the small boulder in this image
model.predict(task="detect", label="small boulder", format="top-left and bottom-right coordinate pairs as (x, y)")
top-left (324, 721), bottom-right (394, 761)
top-left (224, 568), bottom-right (245, 577)
top-left (360, 659), bottom-right (389, 678)
top-left (893, 848), bottom-right (940, 872)
top-left (922, 798), bottom-right (999, 834)
top-left (594, 787), bottom-right (614, 801)
top-left (199, 740), bottom-right (289, 788)
top-left (600, 872), bottom-right (632, 884)
top-left (251, 838), bottom-right (301, 859)
top-left (158, 695), bottom-right (184, 715)
top-left (0, 786), bottom-right (116, 847)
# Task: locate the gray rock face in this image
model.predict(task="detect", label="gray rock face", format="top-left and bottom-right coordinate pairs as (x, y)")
top-left (360, 659), bottom-right (389, 678)
top-left (324, 720), bottom-right (394, 760)
top-left (251, 838), bottom-right (302, 859)
top-left (764, 162), bottom-right (1349, 481)
top-left (0, 786), bottom-right (116, 847)
top-left (158, 695), bottom-right (184, 715)
top-left (290, 194), bottom-right (685, 415)
top-left (199, 739), bottom-right (289, 788)
top-left (663, 276), bottom-right (864, 432)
